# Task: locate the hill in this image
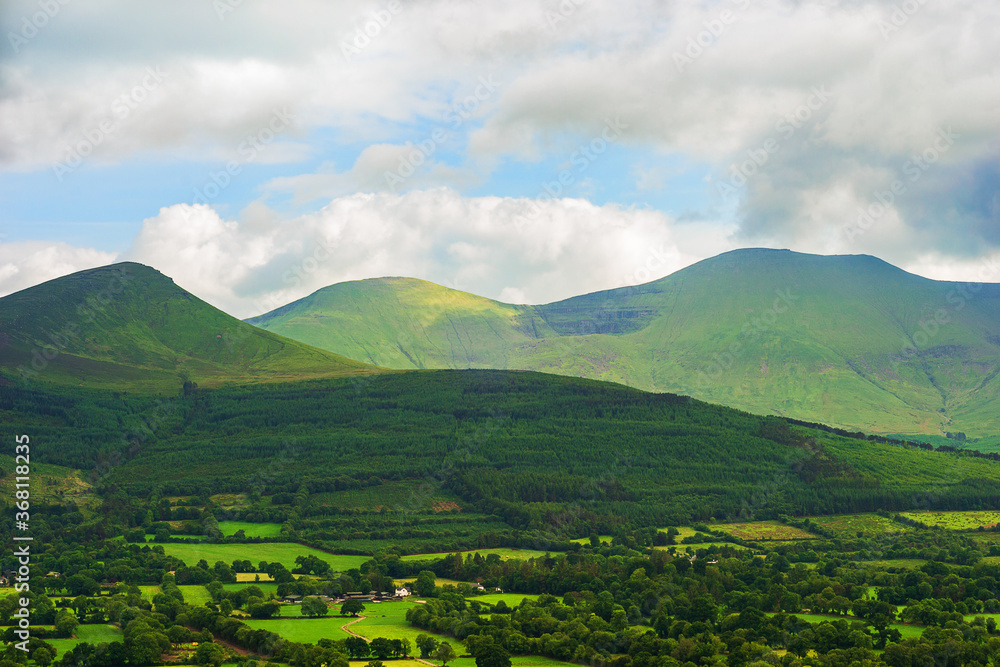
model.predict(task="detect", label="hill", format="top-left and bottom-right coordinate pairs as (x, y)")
top-left (6, 369), bottom-right (1000, 552)
top-left (248, 249), bottom-right (1000, 437)
top-left (0, 262), bottom-right (379, 391)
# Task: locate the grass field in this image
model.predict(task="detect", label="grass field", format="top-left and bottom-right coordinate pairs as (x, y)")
top-left (348, 600), bottom-right (427, 643)
top-left (470, 593), bottom-right (541, 606)
top-left (47, 624), bottom-right (123, 654)
top-left (570, 535), bottom-right (612, 545)
top-left (395, 577), bottom-right (469, 587)
top-left (218, 521), bottom-right (284, 537)
top-left (656, 542), bottom-right (754, 554)
top-left (400, 548), bottom-right (550, 562)
top-left (898, 511), bottom-right (1000, 531)
top-left (711, 521), bottom-right (815, 541)
top-left (138, 585), bottom-right (160, 601)
top-left (658, 527), bottom-right (700, 540)
top-left (178, 585), bottom-right (213, 606)
top-left (243, 616), bottom-right (355, 642)
top-left (237, 572), bottom-right (275, 582)
top-left (158, 542), bottom-right (371, 571)
top-left (222, 582), bottom-right (280, 595)
top-left (857, 559), bottom-right (927, 569)
top-left (808, 514), bottom-right (910, 538)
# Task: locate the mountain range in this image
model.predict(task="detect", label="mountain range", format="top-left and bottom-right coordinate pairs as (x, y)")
top-left (1, 249), bottom-right (997, 438)
top-left (247, 249), bottom-right (1000, 437)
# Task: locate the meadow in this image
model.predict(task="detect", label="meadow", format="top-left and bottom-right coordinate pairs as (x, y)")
top-left (157, 542), bottom-right (372, 571)
top-left (400, 547), bottom-right (550, 562)
top-left (46, 624), bottom-right (123, 655)
top-left (218, 521), bottom-right (285, 537)
top-left (898, 510), bottom-right (1000, 530)
top-left (808, 513), bottom-right (911, 538)
top-left (710, 520), bottom-right (815, 541)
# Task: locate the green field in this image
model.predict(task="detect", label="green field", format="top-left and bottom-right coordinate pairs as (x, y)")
top-left (711, 521), bottom-right (815, 541)
top-left (570, 535), bottom-right (612, 545)
top-left (470, 593), bottom-right (541, 606)
top-left (47, 624), bottom-right (124, 654)
top-left (400, 548), bottom-right (550, 562)
top-left (178, 585), bottom-right (213, 606)
top-left (899, 510), bottom-right (1000, 530)
top-left (857, 559), bottom-right (928, 569)
top-left (243, 616), bottom-right (354, 642)
top-left (808, 513), bottom-right (911, 538)
top-left (222, 582), bottom-right (280, 595)
top-left (348, 600), bottom-right (428, 643)
top-left (218, 521), bottom-right (284, 537)
top-left (138, 585), bottom-right (161, 601)
top-left (657, 542), bottom-right (753, 554)
top-left (158, 542), bottom-right (371, 571)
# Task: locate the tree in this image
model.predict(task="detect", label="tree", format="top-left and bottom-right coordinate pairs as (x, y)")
top-left (195, 641), bottom-right (227, 667)
top-left (55, 608), bottom-right (79, 637)
top-left (415, 570), bottom-right (437, 597)
top-left (370, 637), bottom-right (394, 660)
top-left (434, 642), bottom-right (457, 666)
top-left (342, 598), bottom-right (366, 616)
top-left (345, 636), bottom-right (371, 659)
top-left (302, 596), bottom-right (329, 617)
top-left (416, 633), bottom-right (439, 658)
top-left (32, 647), bottom-right (54, 667)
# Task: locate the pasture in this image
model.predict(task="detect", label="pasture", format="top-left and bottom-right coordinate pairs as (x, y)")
top-left (157, 542), bottom-right (371, 571)
top-left (711, 521), bottom-right (815, 541)
top-left (400, 547), bottom-right (550, 562)
top-left (471, 593), bottom-right (541, 606)
top-left (898, 510), bottom-right (1000, 531)
top-left (808, 513), bottom-right (910, 538)
top-left (47, 624), bottom-right (124, 655)
top-left (218, 521), bottom-right (284, 537)
top-left (243, 616), bottom-right (354, 643)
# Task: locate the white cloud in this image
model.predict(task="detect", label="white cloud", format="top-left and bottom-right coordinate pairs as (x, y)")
top-left (0, 242), bottom-right (117, 297)
top-left (110, 189), bottom-right (722, 318)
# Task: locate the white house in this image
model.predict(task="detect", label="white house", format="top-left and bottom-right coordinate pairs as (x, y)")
top-left (395, 587), bottom-right (411, 597)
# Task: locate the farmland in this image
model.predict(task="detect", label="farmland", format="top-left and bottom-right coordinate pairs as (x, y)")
top-left (157, 542), bottom-right (372, 571)
top-left (898, 510), bottom-right (1000, 530)
top-left (710, 520), bottom-right (816, 541)
top-left (808, 513), bottom-right (911, 538)
top-left (400, 548), bottom-right (550, 563)
top-left (218, 521), bottom-right (284, 537)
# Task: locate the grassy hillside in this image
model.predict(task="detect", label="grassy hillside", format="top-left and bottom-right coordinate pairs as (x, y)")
top-left (248, 249), bottom-right (1000, 437)
top-left (0, 262), bottom-right (380, 391)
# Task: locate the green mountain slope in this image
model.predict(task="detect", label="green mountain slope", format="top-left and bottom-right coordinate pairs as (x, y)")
top-left (8, 370), bottom-right (1000, 540)
top-left (248, 249), bottom-right (1000, 436)
top-left (0, 262), bottom-right (379, 390)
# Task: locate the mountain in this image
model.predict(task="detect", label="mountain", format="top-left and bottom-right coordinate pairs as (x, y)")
top-left (0, 262), bottom-right (379, 390)
top-left (247, 249), bottom-right (1000, 437)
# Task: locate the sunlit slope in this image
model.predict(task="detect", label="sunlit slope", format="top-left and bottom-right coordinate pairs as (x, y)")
top-left (248, 276), bottom-right (560, 368)
top-left (0, 262), bottom-right (379, 390)
top-left (250, 249), bottom-right (1000, 436)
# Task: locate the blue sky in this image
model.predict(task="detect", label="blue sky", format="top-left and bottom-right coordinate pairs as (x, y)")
top-left (1, 0), bottom-right (998, 317)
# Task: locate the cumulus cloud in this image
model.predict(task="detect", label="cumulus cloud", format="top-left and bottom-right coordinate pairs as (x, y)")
top-left (2, 0), bottom-right (998, 287)
top-left (114, 189), bottom-right (723, 318)
top-left (0, 242), bottom-right (117, 297)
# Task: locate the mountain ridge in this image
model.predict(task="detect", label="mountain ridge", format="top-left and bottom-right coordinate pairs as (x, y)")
top-left (247, 248), bottom-right (1000, 436)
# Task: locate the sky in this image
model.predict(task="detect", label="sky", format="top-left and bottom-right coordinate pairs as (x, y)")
top-left (1, 0), bottom-right (998, 318)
